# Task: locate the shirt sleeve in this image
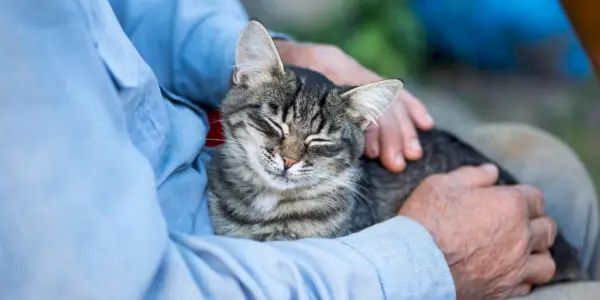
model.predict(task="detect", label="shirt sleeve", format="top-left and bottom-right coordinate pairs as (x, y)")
top-left (163, 217), bottom-right (456, 299)
top-left (108, 0), bottom-right (246, 108)
top-left (0, 26), bottom-right (456, 297)
top-left (0, 1), bottom-right (455, 299)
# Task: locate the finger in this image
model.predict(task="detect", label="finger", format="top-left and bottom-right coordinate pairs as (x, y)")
top-left (378, 116), bottom-right (406, 173)
top-left (394, 104), bottom-right (422, 161)
top-left (508, 283), bottom-right (533, 298)
top-left (446, 164), bottom-right (499, 187)
top-left (363, 126), bottom-right (380, 158)
top-left (509, 185), bottom-right (545, 218)
top-left (523, 251), bottom-right (556, 284)
top-left (402, 90), bottom-right (434, 129)
top-left (399, 121), bottom-right (421, 161)
top-left (529, 217), bottom-right (557, 253)
top-left (360, 68), bottom-right (382, 83)
top-left (346, 59), bottom-right (381, 85)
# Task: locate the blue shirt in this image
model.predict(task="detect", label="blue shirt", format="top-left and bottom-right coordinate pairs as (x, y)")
top-left (0, 0), bottom-right (454, 299)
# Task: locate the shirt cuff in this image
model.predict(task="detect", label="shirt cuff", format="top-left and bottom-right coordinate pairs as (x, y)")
top-left (339, 216), bottom-right (456, 299)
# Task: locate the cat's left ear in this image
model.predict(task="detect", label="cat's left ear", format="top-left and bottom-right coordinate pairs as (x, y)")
top-left (233, 21), bottom-right (285, 87)
top-left (341, 79), bottom-right (403, 130)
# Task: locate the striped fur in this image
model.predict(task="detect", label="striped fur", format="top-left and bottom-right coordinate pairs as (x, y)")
top-left (206, 21), bottom-right (585, 284)
top-left (208, 64), bottom-right (371, 240)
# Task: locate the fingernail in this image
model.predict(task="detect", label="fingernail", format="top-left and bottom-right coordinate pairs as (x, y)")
top-left (481, 164), bottom-right (497, 174)
top-left (395, 154), bottom-right (406, 170)
top-left (409, 139), bottom-right (421, 152)
top-left (425, 114), bottom-right (434, 125)
top-left (370, 143), bottom-right (379, 157)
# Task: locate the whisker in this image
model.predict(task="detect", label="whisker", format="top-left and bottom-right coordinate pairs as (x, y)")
top-left (313, 170), bottom-right (377, 223)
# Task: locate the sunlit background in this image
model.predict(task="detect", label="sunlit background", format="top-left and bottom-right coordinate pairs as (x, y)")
top-left (242, 0), bottom-right (600, 192)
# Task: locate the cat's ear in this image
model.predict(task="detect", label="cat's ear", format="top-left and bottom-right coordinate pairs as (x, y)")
top-left (341, 79), bottom-right (403, 130)
top-left (233, 21), bottom-right (285, 87)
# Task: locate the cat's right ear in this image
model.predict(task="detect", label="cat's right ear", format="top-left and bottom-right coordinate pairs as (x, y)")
top-left (233, 21), bottom-right (285, 88)
top-left (341, 79), bottom-right (403, 130)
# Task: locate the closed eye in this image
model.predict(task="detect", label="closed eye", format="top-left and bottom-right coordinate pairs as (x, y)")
top-left (263, 117), bottom-right (285, 137)
top-left (306, 136), bottom-right (334, 146)
top-left (247, 114), bottom-right (285, 138)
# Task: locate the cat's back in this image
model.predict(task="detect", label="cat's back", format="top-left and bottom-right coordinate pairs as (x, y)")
top-left (354, 128), bottom-right (518, 228)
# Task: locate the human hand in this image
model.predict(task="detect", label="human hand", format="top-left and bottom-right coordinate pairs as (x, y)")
top-left (399, 164), bottom-right (557, 299)
top-left (274, 41), bottom-right (434, 172)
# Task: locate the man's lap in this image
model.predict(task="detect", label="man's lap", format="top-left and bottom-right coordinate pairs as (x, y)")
top-left (468, 123), bottom-right (600, 298)
top-left (517, 281), bottom-right (600, 299)
top-left (467, 123), bottom-right (600, 279)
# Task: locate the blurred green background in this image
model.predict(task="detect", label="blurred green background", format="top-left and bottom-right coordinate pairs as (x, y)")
top-left (242, 0), bottom-right (600, 193)
top-left (246, 0), bottom-right (427, 78)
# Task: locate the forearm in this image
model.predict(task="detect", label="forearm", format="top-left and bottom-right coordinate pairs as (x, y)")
top-left (157, 216), bottom-right (457, 299)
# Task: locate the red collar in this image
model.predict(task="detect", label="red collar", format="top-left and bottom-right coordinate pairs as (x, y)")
top-left (205, 110), bottom-right (224, 147)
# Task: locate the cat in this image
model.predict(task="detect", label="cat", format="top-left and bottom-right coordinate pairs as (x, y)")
top-left (206, 21), bottom-right (585, 283)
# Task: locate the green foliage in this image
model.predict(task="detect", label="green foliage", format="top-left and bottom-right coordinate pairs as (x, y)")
top-left (284, 0), bottom-right (426, 78)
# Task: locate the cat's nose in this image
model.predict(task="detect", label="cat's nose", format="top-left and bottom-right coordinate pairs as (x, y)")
top-left (282, 157), bottom-right (298, 170)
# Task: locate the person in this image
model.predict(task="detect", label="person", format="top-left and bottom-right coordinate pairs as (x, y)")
top-left (0, 1), bottom-right (597, 299)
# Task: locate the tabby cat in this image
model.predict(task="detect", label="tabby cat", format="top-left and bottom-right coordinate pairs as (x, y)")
top-left (206, 21), bottom-right (584, 283)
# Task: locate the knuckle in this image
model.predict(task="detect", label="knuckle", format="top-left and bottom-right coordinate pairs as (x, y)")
top-left (422, 174), bottom-right (446, 187)
top-left (532, 186), bottom-right (544, 201)
top-left (322, 44), bottom-right (341, 54)
top-left (528, 186), bottom-right (545, 207)
top-left (420, 175), bottom-right (437, 187)
top-left (451, 166), bottom-right (477, 180)
top-left (546, 218), bottom-right (558, 245)
top-left (306, 45), bottom-right (324, 57)
top-left (549, 259), bottom-right (557, 279)
top-left (462, 165), bottom-right (481, 175)
top-left (543, 257), bottom-right (557, 282)
top-left (520, 183), bottom-right (542, 198)
top-left (503, 192), bottom-right (527, 217)
top-left (517, 228), bottom-right (532, 250)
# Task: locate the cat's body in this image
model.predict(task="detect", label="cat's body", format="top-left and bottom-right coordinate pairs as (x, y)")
top-left (207, 21), bottom-right (585, 283)
top-left (209, 126), bottom-right (515, 241)
top-left (353, 128), bottom-right (518, 231)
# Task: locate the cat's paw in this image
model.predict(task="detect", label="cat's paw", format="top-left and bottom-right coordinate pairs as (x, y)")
top-left (257, 231), bottom-right (300, 242)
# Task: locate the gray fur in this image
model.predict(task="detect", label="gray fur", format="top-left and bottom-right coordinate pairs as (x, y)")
top-left (207, 21), bottom-right (401, 241)
top-left (206, 21), bottom-right (584, 283)
top-left (208, 55), bottom-right (370, 240)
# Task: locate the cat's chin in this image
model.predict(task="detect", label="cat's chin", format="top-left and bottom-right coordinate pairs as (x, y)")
top-left (262, 172), bottom-right (306, 191)
top-left (243, 149), bottom-right (312, 190)
top-left (246, 159), bottom-right (301, 190)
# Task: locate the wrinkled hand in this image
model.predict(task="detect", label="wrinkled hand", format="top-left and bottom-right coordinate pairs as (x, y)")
top-left (274, 41), bottom-right (434, 172)
top-left (399, 164), bottom-right (557, 299)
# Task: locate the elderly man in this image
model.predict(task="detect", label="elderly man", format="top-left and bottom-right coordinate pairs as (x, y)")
top-left (0, 0), bottom-right (598, 299)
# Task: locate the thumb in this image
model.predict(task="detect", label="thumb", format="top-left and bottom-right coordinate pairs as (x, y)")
top-left (447, 164), bottom-right (499, 188)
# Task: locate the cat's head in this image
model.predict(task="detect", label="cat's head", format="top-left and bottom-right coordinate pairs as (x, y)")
top-left (219, 21), bottom-right (403, 190)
